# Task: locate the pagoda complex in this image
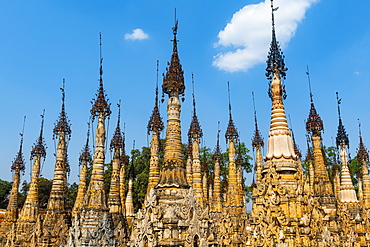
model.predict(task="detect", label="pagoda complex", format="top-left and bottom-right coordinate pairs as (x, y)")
top-left (2, 1), bottom-right (370, 246)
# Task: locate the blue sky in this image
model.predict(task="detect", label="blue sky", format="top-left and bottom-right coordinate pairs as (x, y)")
top-left (0, 0), bottom-right (369, 184)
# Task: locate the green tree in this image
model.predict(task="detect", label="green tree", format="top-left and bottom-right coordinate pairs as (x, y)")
top-left (16, 178), bottom-right (52, 210)
top-left (38, 177), bottom-right (52, 209)
top-left (66, 182), bottom-right (78, 210)
top-left (131, 147), bottom-right (150, 212)
top-left (0, 179), bottom-right (12, 209)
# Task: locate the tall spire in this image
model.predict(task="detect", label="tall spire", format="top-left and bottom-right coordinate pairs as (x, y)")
top-left (108, 102), bottom-right (124, 218)
top-left (335, 93), bottom-right (357, 203)
top-left (126, 142), bottom-right (135, 224)
top-left (264, 0), bottom-right (296, 162)
top-left (251, 92), bottom-right (264, 184)
top-left (357, 120), bottom-right (370, 208)
top-left (120, 124), bottom-right (127, 212)
top-left (1, 117), bottom-right (26, 226)
top-left (84, 32), bottom-right (112, 210)
top-left (189, 74), bottom-right (204, 206)
top-left (42, 80), bottom-right (72, 245)
top-left (91, 33), bottom-right (111, 119)
top-left (69, 34), bottom-right (116, 244)
top-left (212, 124), bottom-right (222, 213)
top-left (266, 0), bottom-right (287, 86)
top-left (72, 123), bottom-right (92, 216)
top-left (225, 82), bottom-right (241, 207)
top-left (157, 17), bottom-right (188, 188)
top-left (147, 62), bottom-right (164, 194)
top-left (305, 70), bottom-right (333, 196)
top-left (12, 116), bottom-right (26, 173)
top-left (16, 112), bottom-right (46, 245)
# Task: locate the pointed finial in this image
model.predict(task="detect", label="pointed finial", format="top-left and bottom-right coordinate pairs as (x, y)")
top-left (251, 92), bottom-right (264, 148)
top-left (91, 33), bottom-right (111, 119)
top-left (188, 74), bottom-right (203, 139)
top-left (100, 32), bottom-right (103, 78)
top-left (148, 60), bottom-right (164, 134)
top-left (359, 119), bottom-right (362, 137)
top-left (306, 65), bottom-right (313, 103)
top-left (357, 119), bottom-right (369, 161)
top-left (110, 100), bottom-right (124, 151)
top-left (129, 140), bottom-right (136, 179)
top-left (53, 79), bottom-right (72, 139)
top-left (289, 114), bottom-right (301, 158)
top-left (123, 122), bottom-right (126, 152)
top-left (12, 116), bottom-right (26, 172)
top-left (121, 122), bottom-right (128, 163)
top-left (79, 122), bottom-right (92, 164)
top-left (162, 15), bottom-right (185, 98)
top-left (266, 0), bottom-right (287, 81)
top-left (228, 81), bottom-right (232, 118)
top-left (225, 82), bottom-right (238, 143)
top-left (173, 8), bottom-right (178, 35)
top-left (31, 110), bottom-right (47, 160)
top-left (336, 92), bottom-right (342, 119)
top-left (213, 121), bottom-right (222, 160)
top-left (192, 73), bottom-right (196, 112)
top-left (156, 60), bottom-right (159, 102)
top-left (335, 92), bottom-right (349, 148)
top-left (306, 76), bottom-right (323, 136)
top-left (305, 134), bottom-right (313, 161)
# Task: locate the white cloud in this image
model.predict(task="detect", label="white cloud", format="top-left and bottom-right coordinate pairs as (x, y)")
top-left (124, 28), bottom-right (149, 40)
top-left (213, 0), bottom-right (318, 72)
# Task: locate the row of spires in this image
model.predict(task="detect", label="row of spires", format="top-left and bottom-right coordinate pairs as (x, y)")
top-left (3, 1), bottom-right (370, 245)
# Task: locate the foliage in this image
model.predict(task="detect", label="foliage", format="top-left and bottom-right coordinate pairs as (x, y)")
top-left (130, 147), bottom-right (150, 212)
top-left (66, 182), bottom-right (78, 209)
top-left (303, 145), bottom-right (370, 193)
top-left (16, 178), bottom-right (52, 209)
top-left (38, 177), bottom-right (52, 209)
top-left (0, 179), bottom-right (12, 209)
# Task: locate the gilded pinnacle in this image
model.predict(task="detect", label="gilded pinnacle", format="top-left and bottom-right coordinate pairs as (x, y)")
top-left (357, 131), bottom-right (369, 162)
top-left (11, 133), bottom-right (25, 172)
top-left (266, 0), bottom-right (287, 82)
top-left (162, 20), bottom-right (185, 97)
top-left (53, 79), bottom-right (71, 139)
top-left (213, 129), bottom-right (222, 161)
top-left (79, 123), bottom-right (92, 164)
top-left (91, 34), bottom-right (111, 118)
top-left (306, 102), bottom-right (324, 137)
top-left (110, 103), bottom-right (124, 151)
top-left (31, 112), bottom-right (47, 160)
top-left (336, 92), bottom-right (349, 148)
top-left (188, 96), bottom-right (203, 139)
top-left (148, 79), bottom-right (164, 134)
top-left (252, 92), bottom-right (264, 149)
